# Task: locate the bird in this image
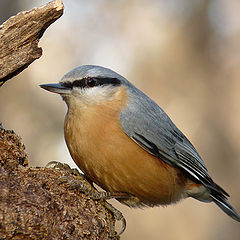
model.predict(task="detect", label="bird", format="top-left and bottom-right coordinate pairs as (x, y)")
top-left (40, 65), bottom-right (240, 223)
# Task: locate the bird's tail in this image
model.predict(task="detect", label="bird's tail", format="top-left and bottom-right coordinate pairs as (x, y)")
top-left (211, 193), bottom-right (240, 222)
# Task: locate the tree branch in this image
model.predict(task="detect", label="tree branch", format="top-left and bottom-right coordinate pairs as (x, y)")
top-left (0, 0), bottom-right (64, 86)
top-left (0, 129), bottom-right (118, 239)
top-left (0, 1), bottom-right (119, 239)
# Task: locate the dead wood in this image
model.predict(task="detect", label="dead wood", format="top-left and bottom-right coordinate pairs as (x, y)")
top-left (0, 1), bottom-right (119, 239)
top-left (0, 128), bottom-right (118, 239)
top-left (0, 0), bottom-right (63, 86)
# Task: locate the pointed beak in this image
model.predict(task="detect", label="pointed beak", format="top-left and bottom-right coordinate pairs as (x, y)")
top-left (40, 83), bottom-right (71, 94)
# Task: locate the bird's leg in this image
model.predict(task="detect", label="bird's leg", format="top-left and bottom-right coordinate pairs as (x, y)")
top-left (57, 175), bottom-right (128, 235)
top-left (46, 161), bottom-right (128, 235)
top-left (46, 161), bottom-right (128, 199)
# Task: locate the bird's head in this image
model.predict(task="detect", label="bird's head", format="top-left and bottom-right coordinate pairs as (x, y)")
top-left (40, 65), bottom-right (128, 108)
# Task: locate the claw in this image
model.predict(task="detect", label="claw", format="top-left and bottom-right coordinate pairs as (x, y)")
top-left (102, 201), bottom-right (126, 236)
top-left (119, 216), bottom-right (126, 236)
top-left (45, 160), bottom-right (58, 168)
top-left (47, 161), bottom-right (127, 236)
top-left (46, 160), bottom-right (69, 169)
top-left (46, 161), bottom-right (81, 176)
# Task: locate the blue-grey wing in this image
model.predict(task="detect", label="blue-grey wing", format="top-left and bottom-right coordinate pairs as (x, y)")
top-left (120, 83), bottom-right (228, 196)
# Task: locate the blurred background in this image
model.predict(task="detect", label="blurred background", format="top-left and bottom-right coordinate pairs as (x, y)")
top-left (0, 0), bottom-right (240, 239)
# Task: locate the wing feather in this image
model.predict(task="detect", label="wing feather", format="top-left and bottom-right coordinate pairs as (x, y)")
top-left (120, 83), bottom-right (229, 197)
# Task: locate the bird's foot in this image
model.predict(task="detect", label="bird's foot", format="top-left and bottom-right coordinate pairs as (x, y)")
top-left (46, 160), bottom-right (83, 177)
top-left (46, 161), bottom-right (127, 236)
top-left (57, 175), bottom-right (127, 236)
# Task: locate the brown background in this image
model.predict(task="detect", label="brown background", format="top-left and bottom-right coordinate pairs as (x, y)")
top-left (1, 0), bottom-right (239, 239)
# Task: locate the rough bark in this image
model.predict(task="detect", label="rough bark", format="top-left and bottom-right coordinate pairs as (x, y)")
top-left (0, 128), bottom-right (118, 240)
top-left (0, 1), bottom-right (119, 239)
top-left (0, 0), bottom-right (63, 86)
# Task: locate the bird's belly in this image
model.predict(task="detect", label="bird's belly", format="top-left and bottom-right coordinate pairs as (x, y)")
top-left (64, 109), bottom-right (188, 207)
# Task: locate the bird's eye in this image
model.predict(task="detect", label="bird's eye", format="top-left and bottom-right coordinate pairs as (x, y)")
top-left (86, 78), bottom-right (98, 88)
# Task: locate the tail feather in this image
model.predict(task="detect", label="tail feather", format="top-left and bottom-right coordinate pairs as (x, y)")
top-left (211, 194), bottom-right (240, 222)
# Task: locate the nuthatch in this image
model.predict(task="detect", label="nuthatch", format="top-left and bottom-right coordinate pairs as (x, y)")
top-left (41, 65), bottom-right (240, 222)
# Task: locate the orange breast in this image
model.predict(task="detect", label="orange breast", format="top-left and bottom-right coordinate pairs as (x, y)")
top-left (64, 86), bottom-right (188, 206)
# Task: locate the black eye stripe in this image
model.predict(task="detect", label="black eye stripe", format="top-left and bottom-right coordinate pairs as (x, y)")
top-left (72, 80), bottom-right (86, 88)
top-left (61, 77), bottom-right (121, 89)
top-left (62, 81), bottom-right (73, 89)
top-left (97, 78), bottom-right (121, 86)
